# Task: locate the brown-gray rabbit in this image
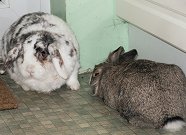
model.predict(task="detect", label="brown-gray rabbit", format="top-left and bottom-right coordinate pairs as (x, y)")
top-left (89, 46), bottom-right (186, 132)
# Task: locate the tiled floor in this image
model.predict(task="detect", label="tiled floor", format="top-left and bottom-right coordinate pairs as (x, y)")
top-left (0, 73), bottom-right (186, 135)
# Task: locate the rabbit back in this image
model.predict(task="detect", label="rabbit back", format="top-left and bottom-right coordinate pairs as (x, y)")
top-left (100, 59), bottom-right (186, 127)
top-left (2, 12), bottom-right (78, 56)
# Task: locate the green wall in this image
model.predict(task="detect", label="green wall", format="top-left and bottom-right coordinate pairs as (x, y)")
top-left (51, 0), bottom-right (128, 72)
top-left (50, 0), bottom-right (66, 21)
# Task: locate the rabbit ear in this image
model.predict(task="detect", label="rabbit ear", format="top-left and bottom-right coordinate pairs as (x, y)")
top-left (106, 46), bottom-right (125, 63)
top-left (5, 44), bottom-right (23, 68)
top-left (90, 65), bottom-right (104, 96)
top-left (119, 49), bottom-right (138, 62)
top-left (48, 44), bottom-right (68, 80)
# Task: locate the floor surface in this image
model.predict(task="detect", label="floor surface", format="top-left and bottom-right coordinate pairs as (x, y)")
top-left (0, 73), bottom-right (186, 135)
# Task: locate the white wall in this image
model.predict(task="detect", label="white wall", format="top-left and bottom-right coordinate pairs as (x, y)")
top-left (116, 0), bottom-right (186, 52)
top-left (128, 24), bottom-right (186, 74)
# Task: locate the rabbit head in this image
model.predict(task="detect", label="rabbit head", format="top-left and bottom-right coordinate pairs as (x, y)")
top-left (89, 46), bottom-right (137, 96)
top-left (4, 31), bottom-right (70, 80)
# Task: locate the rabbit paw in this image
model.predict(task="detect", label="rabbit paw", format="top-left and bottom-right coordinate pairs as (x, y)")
top-left (21, 85), bottom-right (30, 91)
top-left (67, 79), bottom-right (80, 90)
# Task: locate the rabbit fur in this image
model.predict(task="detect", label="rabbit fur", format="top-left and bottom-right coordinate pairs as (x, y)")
top-left (1, 12), bottom-right (80, 93)
top-left (89, 46), bottom-right (186, 131)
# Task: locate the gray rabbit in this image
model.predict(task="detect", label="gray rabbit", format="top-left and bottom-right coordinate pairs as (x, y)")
top-left (89, 46), bottom-right (186, 132)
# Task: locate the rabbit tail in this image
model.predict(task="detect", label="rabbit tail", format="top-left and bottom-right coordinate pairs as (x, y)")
top-left (163, 116), bottom-right (185, 132)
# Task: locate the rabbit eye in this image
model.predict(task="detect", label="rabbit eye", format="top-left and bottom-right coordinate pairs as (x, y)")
top-left (35, 47), bottom-right (49, 62)
top-left (38, 50), bottom-right (49, 60)
top-left (41, 50), bottom-right (48, 58)
top-left (93, 72), bottom-right (99, 77)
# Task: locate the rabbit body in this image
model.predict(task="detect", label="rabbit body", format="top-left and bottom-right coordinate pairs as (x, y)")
top-left (1, 12), bottom-right (80, 93)
top-left (90, 47), bottom-right (186, 130)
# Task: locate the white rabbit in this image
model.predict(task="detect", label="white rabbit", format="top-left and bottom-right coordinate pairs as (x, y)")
top-left (1, 12), bottom-right (80, 93)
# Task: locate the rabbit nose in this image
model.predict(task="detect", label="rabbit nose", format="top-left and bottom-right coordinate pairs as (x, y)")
top-left (26, 65), bottom-right (35, 73)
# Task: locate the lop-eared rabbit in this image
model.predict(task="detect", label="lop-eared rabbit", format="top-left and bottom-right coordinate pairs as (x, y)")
top-left (1, 12), bottom-right (80, 93)
top-left (90, 46), bottom-right (186, 132)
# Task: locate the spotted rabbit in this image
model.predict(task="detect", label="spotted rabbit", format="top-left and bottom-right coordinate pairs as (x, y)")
top-left (1, 12), bottom-right (80, 93)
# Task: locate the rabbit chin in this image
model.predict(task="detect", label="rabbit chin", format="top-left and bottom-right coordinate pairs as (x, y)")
top-left (12, 72), bottom-right (65, 93)
top-left (90, 85), bottom-right (99, 96)
top-left (8, 63), bottom-right (66, 93)
top-left (23, 77), bottom-right (65, 93)
top-left (18, 58), bottom-right (60, 80)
